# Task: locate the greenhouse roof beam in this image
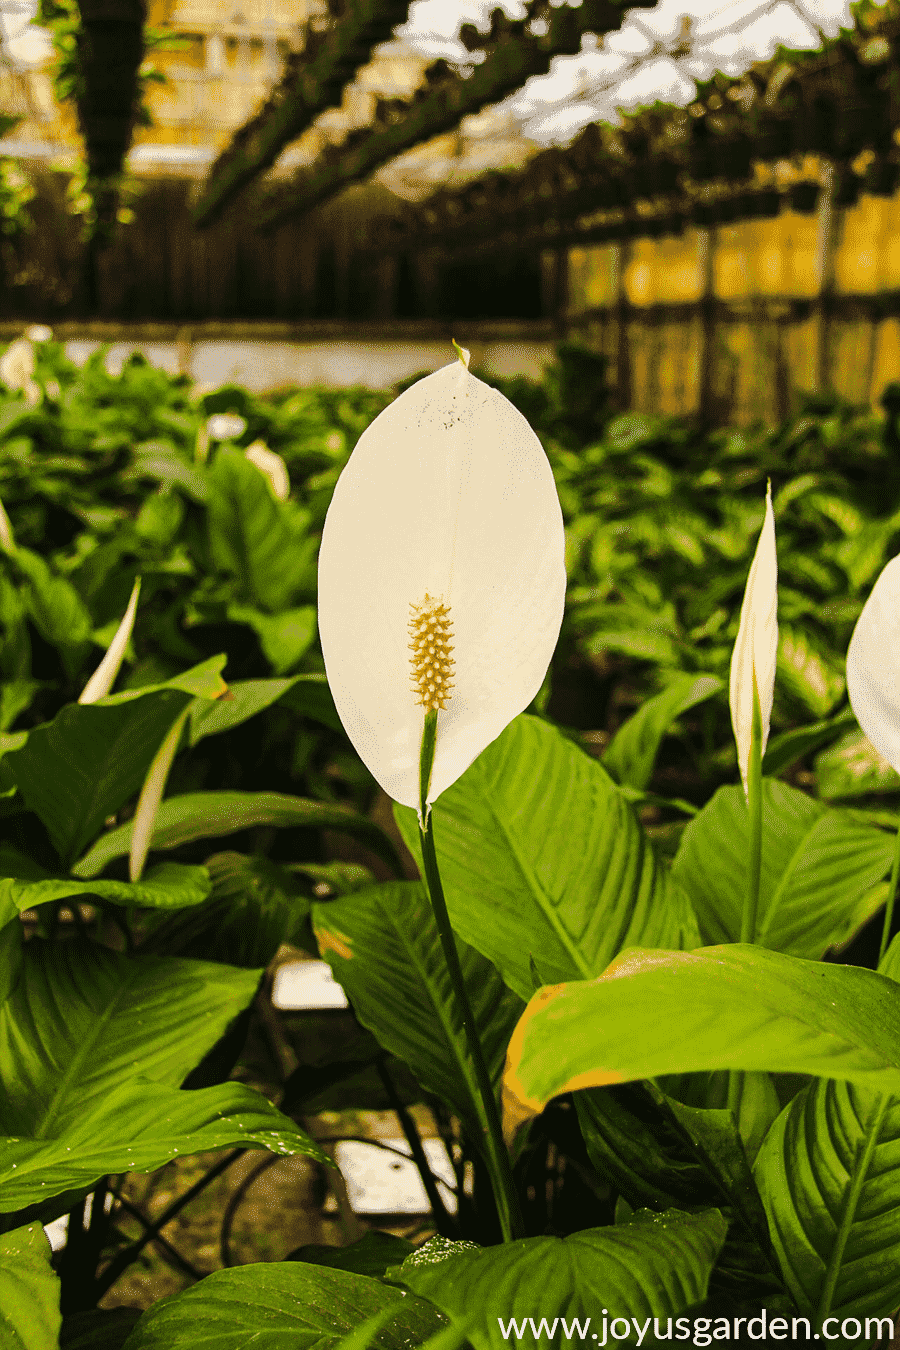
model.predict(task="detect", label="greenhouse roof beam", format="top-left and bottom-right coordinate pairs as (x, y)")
top-left (251, 0), bottom-right (658, 232)
top-left (192, 0), bottom-right (413, 228)
top-left (358, 8), bottom-right (900, 260)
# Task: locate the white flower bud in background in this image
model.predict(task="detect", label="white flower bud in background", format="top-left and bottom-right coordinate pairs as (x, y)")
top-left (245, 440), bottom-right (290, 500)
top-left (79, 578), bottom-right (142, 705)
top-left (1, 337), bottom-right (35, 392)
top-left (206, 412), bottom-right (247, 442)
top-left (846, 554), bottom-right (900, 776)
top-left (730, 483), bottom-right (779, 796)
top-left (0, 493), bottom-right (15, 555)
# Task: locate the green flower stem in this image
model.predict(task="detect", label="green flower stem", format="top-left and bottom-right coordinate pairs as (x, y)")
top-left (878, 823), bottom-right (900, 966)
top-left (740, 678), bottom-right (765, 946)
top-left (728, 679), bottom-right (765, 1123)
top-left (418, 709), bottom-right (524, 1242)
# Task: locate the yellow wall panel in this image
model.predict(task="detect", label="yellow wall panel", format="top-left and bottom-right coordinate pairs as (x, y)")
top-left (834, 198), bottom-right (886, 294)
top-left (623, 231), bottom-right (707, 306)
top-left (828, 322), bottom-right (875, 402)
top-left (655, 230), bottom-right (707, 304)
top-left (714, 222), bottom-right (752, 299)
top-left (880, 198), bottom-right (900, 290)
top-left (625, 243), bottom-right (654, 308)
top-left (568, 245), bottom-right (618, 312)
top-left (783, 319), bottom-right (818, 399)
top-left (628, 320), bottom-right (652, 411)
top-left (754, 218), bottom-right (785, 297)
top-left (778, 211), bottom-right (819, 299)
top-left (656, 320), bottom-right (700, 413)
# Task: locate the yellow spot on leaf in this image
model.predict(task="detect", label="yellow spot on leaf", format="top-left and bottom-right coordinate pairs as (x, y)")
top-left (317, 928), bottom-right (353, 961)
top-left (501, 978), bottom-right (627, 1143)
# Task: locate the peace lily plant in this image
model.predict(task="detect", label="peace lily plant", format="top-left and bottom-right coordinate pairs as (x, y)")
top-left (9, 346), bottom-right (900, 1345)
top-left (319, 343), bottom-right (566, 1240)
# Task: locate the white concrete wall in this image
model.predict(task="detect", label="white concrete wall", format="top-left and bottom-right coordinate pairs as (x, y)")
top-left (58, 333), bottom-right (557, 391)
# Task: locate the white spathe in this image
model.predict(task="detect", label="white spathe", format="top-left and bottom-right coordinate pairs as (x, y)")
top-left (0, 336), bottom-right (39, 405)
top-left (318, 354), bottom-right (566, 813)
top-left (729, 482), bottom-right (778, 796)
top-left (846, 553), bottom-right (900, 777)
top-left (206, 412), bottom-right (246, 441)
top-left (245, 440), bottom-right (290, 500)
top-left (79, 577), bottom-right (141, 704)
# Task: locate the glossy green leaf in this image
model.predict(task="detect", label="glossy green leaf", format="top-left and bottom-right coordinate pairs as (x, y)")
top-left (4, 690), bottom-right (195, 866)
top-left (0, 680), bottom-right (39, 733)
top-left (503, 946), bottom-right (900, 1137)
top-left (751, 934), bottom-right (900, 1328)
top-left (576, 1076), bottom-right (779, 1242)
top-left (275, 673), bottom-right (342, 733)
top-left (394, 715), bottom-right (699, 1001)
top-left (207, 446), bottom-right (310, 613)
top-left (118, 1261), bottom-right (446, 1350)
top-left (313, 881), bottom-right (524, 1145)
top-left (0, 863), bottom-right (211, 928)
top-left (754, 1077), bottom-right (900, 1328)
top-left (134, 488), bottom-right (185, 545)
top-left (586, 624), bottom-right (682, 667)
top-left (227, 604), bottom-right (317, 675)
top-left (575, 1084), bottom-right (712, 1212)
top-left (671, 779), bottom-right (894, 957)
top-left (0, 1223), bottom-right (61, 1350)
top-left (95, 654), bottom-right (227, 706)
top-left (60, 1309), bottom-right (142, 1350)
top-left (777, 625), bottom-right (845, 718)
top-left (139, 852), bottom-right (310, 967)
top-left (0, 1076), bottom-right (324, 1212)
top-left (761, 707), bottom-right (856, 777)
top-left (188, 677), bottom-right (303, 745)
top-left (602, 673), bottom-right (722, 791)
top-left (125, 443), bottom-right (209, 502)
top-left (15, 549), bottom-right (92, 658)
top-left (289, 1232), bottom-right (415, 1278)
top-left (73, 791), bottom-right (404, 879)
top-left (816, 729), bottom-right (900, 800)
top-left (0, 936), bottom-right (261, 1141)
top-left (0, 917), bottom-right (23, 1005)
top-left (394, 1210), bottom-right (728, 1350)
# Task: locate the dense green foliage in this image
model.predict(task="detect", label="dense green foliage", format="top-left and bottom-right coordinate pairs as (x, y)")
top-left (2, 334), bottom-right (899, 874)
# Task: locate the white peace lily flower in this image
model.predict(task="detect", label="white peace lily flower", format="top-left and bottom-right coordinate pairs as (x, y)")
top-left (245, 440), bottom-right (290, 500)
top-left (846, 553), bottom-right (900, 776)
top-left (318, 347), bottom-right (567, 815)
top-left (130, 705), bottom-right (191, 882)
top-left (25, 325), bottom-right (53, 343)
top-left (0, 493), bottom-right (14, 554)
top-left (0, 337), bottom-right (35, 391)
top-left (730, 483), bottom-right (778, 796)
top-left (206, 412), bottom-right (246, 441)
top-left (79, 578), bottom-right (141, 704)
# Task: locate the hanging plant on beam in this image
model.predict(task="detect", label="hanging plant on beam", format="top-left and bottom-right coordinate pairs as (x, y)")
top-left (39, 0), bottom-right (182, 243)
top-left (72, 0), bottom-right (145, 239)
top-left (355, 9), bottom-right (900, 265)
top-left (191, 0), bottom-right (413, 228)
top-left (251, 0), bottom-right (659, 233)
